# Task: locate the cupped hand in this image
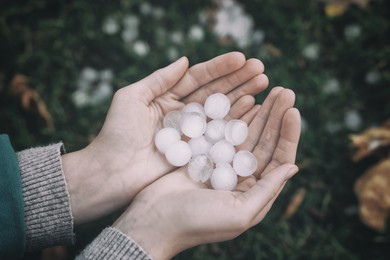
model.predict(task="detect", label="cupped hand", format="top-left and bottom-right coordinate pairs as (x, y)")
top-left (113, 88), bottom-right (301, 260)
top-left (62, 52), bottom-right (269, 225)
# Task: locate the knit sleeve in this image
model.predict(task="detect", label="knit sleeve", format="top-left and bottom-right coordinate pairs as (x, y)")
top-left (16, 142), bottom-right (74, 251)
top-left (76, 227), bottom-right (152, 260)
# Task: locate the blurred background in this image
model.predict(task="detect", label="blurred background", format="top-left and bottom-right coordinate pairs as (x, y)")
top-left (1, 0), bottom-right (389, 259)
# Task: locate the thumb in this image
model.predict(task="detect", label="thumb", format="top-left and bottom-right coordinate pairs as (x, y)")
top-left (132, 56), bottom-right (189, 104)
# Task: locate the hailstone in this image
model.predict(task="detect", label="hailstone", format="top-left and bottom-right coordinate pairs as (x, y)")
top-left (165, 140), bottom-right (192, 166)
top-left (154, 127), bottom-right (181, 154)
top-left (188, 135), bottom-right (212, 157)
top-left (204, 93), bottom-right (231, 119)
top-left (233, 150), bottom-right (258, 177)
top-left (225, 119), bottom-right (248, 146)
top-left (163, 110), bottom-right (183, 134)
top-left (187, 154), bottom-right (214, 183)
top-left (204, 119), bottom-right (227, 144)
top-left (209, 140), bottom-right (236, 164)
top-left (181, 112), bottom-right (206, 138)
top-left (210, 164), bottom-right (238, 191)
top-left (182, 102), bottom-right (206, 119)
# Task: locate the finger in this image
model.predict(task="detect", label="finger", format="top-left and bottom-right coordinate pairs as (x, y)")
top-left (171, 52), bottom-right (246, 100)
top-left (252, 89), bottom-right (296, 178)
top-left (261, 108), bottom-right (301, 176)
top-left (239, 164), bottom-right (298, 221)
top-left (239, 104), bottom-right (261, 124)
top-left (226, 73), bottom-right (269, 103)
top-left (182, 58), bottom-right (264, 104)
top-left (131, 57), bottom-right (189, 104)
top-left (238, 87), bottom-right (284, 151)
top-left (225, 95), bottom-right (255, 120)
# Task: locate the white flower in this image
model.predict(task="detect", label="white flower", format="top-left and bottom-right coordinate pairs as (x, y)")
top-left (344, 110), bottom-right (362, 130)
top-left (89, 82), bottom-right (113, 105)
top-left (167, 47), bottom-right (179, 61)
top-left (72, 90), bottom-right (89, 108)
top-left (123, 14), bottom-right (139, 29)
top-left (170, 31), bottom-right (184, 44)
top-left (302, 43), bottom-right (319, 60)
top-left (102, 17), bottom-right (119, 35)
top-left (188, 25), bottom-right (204, 41)
top-left (140, 2), bottom-right (152, 15)
top-left (213, 0), bottom-right (254, 48)
top-left (133, 41), bottom-right (150, 56)
top-left (80, 67), bottom-right (98, 83)
top-left (365, 70), bottom-right (381, 84)
top-left (100, 69), bottom-right (114, 82)
top-left (252, 30), bottom-right (265, 45)
top-left (344, 24), bottom-right (361, 41)
top-left (122, 27), bottom-right (138, 43)
top-left (152, 7), bottom-right (165, 19)
top-left (323, 78), bottom-right (340, 94)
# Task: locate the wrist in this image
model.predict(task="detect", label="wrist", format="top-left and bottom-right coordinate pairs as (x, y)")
top-left (61, 148), bottom-right (125, 225)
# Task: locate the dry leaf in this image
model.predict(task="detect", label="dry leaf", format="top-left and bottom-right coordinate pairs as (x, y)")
top-left (282, 188), bottom-right (306, 220)
top-left (263, 43), bottom-right (282, 58)
top-left (9, 74), bottom-right (54, 132)
top-left (354, 158), bottom-right (390, 232)
top-left (325, 0), bottom-right (370, 17)
top-left (349, 120), bottom-right (390, 161)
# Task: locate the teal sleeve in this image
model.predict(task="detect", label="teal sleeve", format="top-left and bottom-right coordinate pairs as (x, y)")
top-left (0, 134), bottom-right (26, 259)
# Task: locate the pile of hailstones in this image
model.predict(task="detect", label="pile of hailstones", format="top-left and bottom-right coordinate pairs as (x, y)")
top-left (154, 93), bottom-right (257, 191)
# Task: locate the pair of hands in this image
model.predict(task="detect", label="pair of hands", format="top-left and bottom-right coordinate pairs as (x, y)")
top-left (61, 52), bottom-right (301, 259)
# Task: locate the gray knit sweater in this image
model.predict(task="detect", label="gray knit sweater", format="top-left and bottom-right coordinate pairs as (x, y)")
top-left (17, 143), bottom-right (151, 260)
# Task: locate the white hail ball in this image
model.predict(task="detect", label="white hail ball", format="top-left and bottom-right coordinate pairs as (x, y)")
top-left (204, 119), bottom-right (227, 144)
top-left (209, 140), bottom-right (236, 164)
top-left (154, 127), bottom-right (181, 154)
top-left (233, 150), bottom-right (258, 177)
top-left (204, 93), bottom-right (231, 119)
top-left (187, 154), bottom-right (214, 183)
top-left (182, 102), bottom-right (206, 119)
top-left (210, 164), bottom-right (238, 191)
top-left (188, 135), bottom-right (212, 157)
top-left (225, 119), bottom-right (248, 146)
top-left (163, 110), bottom-right (183, 134)
top-left (180, 112), bottom-right (207, 138)
top-left (165, 140), bottom-right (192, 167)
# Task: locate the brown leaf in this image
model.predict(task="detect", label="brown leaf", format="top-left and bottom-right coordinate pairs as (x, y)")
top-left (325, 0), bottom-right (370, 17)
top-left (281, 188), bottom-right (306, 220)
top-left (354, 158), bottom-right (390, 232)
top-left (9, 74), bottom-right (54, 132)
top-left (349, 120), bottom-right (390, 161)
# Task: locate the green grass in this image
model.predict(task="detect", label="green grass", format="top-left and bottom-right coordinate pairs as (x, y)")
top-left (1, 0), bottom-right (389, 259)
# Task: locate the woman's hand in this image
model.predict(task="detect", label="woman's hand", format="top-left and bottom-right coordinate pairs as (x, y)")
top-left (61, 52), bottom-right (269, 225)
top-left (113, 88), bottom-right (301, 259)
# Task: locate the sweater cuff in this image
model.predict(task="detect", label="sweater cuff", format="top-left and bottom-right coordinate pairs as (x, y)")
top-left (17, 142), bottom-right (74, 251)
top-left (77, 227), bottom-right (152, 260)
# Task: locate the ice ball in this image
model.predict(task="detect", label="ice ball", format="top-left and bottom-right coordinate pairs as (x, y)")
top-left (163, 110), bottom-right (183, 134)
top-left (204, 93), bottom-right (231, 119)
top-left (232, 150), bottom-right (258, 177)
top-left (165, 140), bottom-right (192, 166)
top-left (188, 154), bottom-right (214, 183)
top-left (182, 102), bottom-right (206, 119)
top-left (181, 112), bottom-right (207, 138)
top-left (209, 140), bottom-right (236, 164)
top-left (154, 127), bottom-right (181, 154)
top-left (210, 164), bottom-right (238, 191)
top-left (188, 135), bottom-right (212, 157)
top-left (204, 119), bottom-right (227, 144)
top-left (225, 119), bottom-right (248, 146)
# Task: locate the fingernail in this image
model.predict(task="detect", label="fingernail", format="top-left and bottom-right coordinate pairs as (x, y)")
top-left (287, 165), bottom-right (299, 178)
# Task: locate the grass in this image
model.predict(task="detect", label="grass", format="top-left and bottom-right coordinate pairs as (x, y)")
top-left (1, 0), bottom-right (389, 259)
